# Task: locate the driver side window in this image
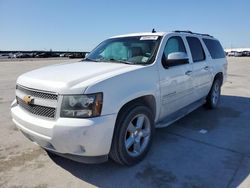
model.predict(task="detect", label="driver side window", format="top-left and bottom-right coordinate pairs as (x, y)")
top-left (162, 36), bottom-right (187, 67)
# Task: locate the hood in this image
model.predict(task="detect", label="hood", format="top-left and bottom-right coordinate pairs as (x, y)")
top-left (17, 61), bottom-right (143, 94)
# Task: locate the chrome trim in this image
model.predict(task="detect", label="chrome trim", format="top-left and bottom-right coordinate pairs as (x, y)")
top-left (16, 89), bottom-right (57, 108)
top-left (16, 84), bottom-right (58, 119)
top-left (16, 84), bottom-right (58, 100)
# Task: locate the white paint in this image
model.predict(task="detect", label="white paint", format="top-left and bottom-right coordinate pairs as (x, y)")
top-left (11, 31), bottom-right (228, 159)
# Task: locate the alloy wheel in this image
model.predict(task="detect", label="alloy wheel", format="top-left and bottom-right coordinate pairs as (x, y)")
top-left (124, 114), bottom-right (151, 157)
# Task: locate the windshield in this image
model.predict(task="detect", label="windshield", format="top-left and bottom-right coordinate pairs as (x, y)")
top-left (85, 36), bottom-right (162, 65)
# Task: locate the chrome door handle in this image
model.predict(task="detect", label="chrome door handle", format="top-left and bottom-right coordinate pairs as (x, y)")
top-left (185, 70), bottom-right (192, 76)
top-left (204, 66), bottom-right (209, 70)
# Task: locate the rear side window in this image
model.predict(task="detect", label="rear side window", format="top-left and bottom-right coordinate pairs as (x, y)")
top-left (186, 37), bottom-right (205, 62)
top-left (203, 39), bottom-right (225, 59)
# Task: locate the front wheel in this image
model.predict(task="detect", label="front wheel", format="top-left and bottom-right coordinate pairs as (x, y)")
top-left (205, 78), bottom-right (222, 109)
top-left (109, 104), bottom-right (154, 165)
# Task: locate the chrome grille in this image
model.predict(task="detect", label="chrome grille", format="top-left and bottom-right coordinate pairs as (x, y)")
top-left (16, 85), bottom-right (58, 100)
top-left (16, 85), bottom-right (58, 119)
top-left (17, 97), bottom-right (56, 118)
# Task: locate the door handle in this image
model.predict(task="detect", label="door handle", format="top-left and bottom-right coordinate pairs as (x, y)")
top-left (185, 70), bottom-right (192, 76)
top-left (204, 66), bottom-right (209, 70)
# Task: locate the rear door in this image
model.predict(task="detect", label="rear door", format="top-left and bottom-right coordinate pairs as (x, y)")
top-left (185, 36), bottom-right (213, 99)
top-left (158, 35), bottom-right (194, 120)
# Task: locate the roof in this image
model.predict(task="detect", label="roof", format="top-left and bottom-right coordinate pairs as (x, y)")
top-left (110, 32), bottom-right (167, 38)
top-left (110, 31), bottom-right (216, 39)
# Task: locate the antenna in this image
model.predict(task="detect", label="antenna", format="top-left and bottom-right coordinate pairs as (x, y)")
top-left (152, 28), bottom-right (156, 33)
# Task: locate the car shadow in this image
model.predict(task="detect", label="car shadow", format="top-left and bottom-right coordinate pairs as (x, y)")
top-left (48, 95), bottom-right (250, 188)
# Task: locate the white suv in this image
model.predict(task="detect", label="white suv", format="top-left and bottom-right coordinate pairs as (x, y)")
top-left (11, 30), bottom-right (227, 165)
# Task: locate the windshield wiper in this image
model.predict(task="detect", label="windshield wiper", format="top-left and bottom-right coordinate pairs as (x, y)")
top-left (83, 58), bottom-right (134, 65)
top-left (107, 59), bottom-right (134, 65)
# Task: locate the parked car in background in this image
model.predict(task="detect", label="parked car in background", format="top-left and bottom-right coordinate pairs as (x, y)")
top-left (226, 50), bottom-right (250, 57)
top-left (242, 51), bottom-right (250, 57)
top-left (35, 52), bottom-right (59, 58)
top-left (68, 52), bottom-right (86, 58)
top-left (0, 54), bottom-right (10, 59)
top-left (234, 51), bottom-right (243, 57)
top-left (227, 51), bottom-right (235, 56)
top-left (35, 52), bottom-right (49, 58)
top-left (15, 52), bottom-right (32, 58)
top-left (8, 53), bottom-right (15, 58)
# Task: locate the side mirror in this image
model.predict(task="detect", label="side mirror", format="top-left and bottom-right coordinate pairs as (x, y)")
top-left (168, 52), bottom-right (189, 61)
top-left (162, 52), bottom-right (189, 68)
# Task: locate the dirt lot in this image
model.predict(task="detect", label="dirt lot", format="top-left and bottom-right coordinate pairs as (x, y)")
top-left (0, 57), bottom-right (250, 188)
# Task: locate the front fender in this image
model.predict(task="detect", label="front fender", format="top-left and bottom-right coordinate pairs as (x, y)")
top-left (84, 65), bottom-right (160, 119)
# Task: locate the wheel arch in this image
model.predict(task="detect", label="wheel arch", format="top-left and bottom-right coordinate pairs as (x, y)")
top-left (214, 72), bottom-right (223, 84)
top-left (116, 95), bottom-right (157, 123)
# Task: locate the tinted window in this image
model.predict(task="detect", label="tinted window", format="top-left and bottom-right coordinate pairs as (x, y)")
top-left (163, 36), bottom-right (186, 58)
top-left (203, 38), bottom-right (225, 59)
top-left (186, 37), bottom-right (205, 62)
top-left (87, 36), bottom-right (162, 65)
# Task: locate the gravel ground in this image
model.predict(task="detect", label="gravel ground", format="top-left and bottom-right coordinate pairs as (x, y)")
top-left (0, 57), bottom-right (250, 188)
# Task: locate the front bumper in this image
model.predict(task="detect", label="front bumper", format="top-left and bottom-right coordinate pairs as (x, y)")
top-left (11, 103), bottom-right (117, 163)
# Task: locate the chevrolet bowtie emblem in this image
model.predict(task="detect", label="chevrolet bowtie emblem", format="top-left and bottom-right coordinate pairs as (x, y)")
top-left (23, 95), bottom-right (34, 105)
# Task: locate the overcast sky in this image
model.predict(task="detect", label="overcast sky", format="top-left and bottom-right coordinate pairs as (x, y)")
top-left (0, 0), bottom-right (250, 51)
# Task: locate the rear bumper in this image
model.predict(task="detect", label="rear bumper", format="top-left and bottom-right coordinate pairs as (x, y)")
top-left (11, 102), bottom-right (117, 163)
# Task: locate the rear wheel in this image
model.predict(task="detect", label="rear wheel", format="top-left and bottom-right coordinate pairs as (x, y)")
top-left (205, 78), bottom-right (222, 109)
top-left (109, 104), bottom-right (154, 165)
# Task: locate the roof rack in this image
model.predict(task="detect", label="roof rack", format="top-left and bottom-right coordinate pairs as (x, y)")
top-left (174, 30), bottom-right (213, 38)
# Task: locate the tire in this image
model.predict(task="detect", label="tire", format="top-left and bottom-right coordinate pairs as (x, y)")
top-left (109, 103), bottom-right (154, 166)
top-left (205, 78), bottom-right (222, 109)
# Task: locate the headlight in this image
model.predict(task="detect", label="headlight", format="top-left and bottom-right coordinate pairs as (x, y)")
top-left (60, 93), bottom-right (103, 118)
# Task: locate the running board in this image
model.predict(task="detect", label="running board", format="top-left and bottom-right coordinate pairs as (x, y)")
top-left (156, 98), bottom-right (206, 128)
